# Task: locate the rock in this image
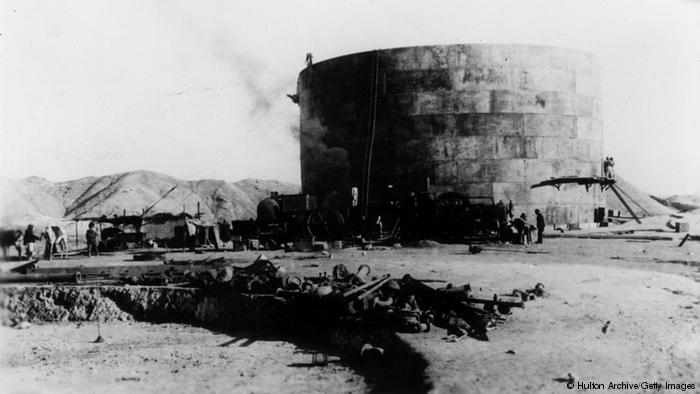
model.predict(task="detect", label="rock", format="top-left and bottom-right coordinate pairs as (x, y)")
top-left (360, 343), bottom-right (384, 364)
top-left (409, 240), bottom-right (442, 249)
top-left (117, 376), bottom-right (141, 381)
top-left (15, 321), bottom-right (31, 329)
top-left (468, 245), bottom-right (483, 254)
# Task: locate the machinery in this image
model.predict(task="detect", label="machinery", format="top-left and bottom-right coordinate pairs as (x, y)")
top-left (99, 227), bottom-right (144, 251)
top-left (433, 193), bottom-right (501, 239)
top-left (251, 189), bottom-right (505, 248)
top-left (255, 193), bottom-right (345, 248)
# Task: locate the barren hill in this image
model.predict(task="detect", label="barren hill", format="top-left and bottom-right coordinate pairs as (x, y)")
top-left (652, 192), bottom-right (700, 213)
top-left (0, 171), bottom-right (299, 227)
top-left (0, 178), bottom-right (66, 226)
top-left (604, 176), bottom-right (676, 217)
top-left (1, 171), bottom-right (677, 227)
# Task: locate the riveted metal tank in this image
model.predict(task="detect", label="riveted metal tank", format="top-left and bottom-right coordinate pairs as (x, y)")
top-left (297, 44), bottom-right (603, 225)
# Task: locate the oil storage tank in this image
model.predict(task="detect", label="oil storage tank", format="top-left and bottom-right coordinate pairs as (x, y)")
top-left (297, 44), bottom-right (603, 225)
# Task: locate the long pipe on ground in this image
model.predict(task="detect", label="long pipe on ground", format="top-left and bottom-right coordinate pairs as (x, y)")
top-left (546, 233), bottom-right (672, 241)
top-left (0, 272), bottom-right (82, 284)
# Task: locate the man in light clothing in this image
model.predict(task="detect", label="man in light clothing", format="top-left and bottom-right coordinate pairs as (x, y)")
top-left (52, 226), bottom-right (68, 259)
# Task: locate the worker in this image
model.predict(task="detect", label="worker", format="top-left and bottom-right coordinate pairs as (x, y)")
top-left (13, 229), bottom-right (24, 259)
top-left (42, 226), bottom-right (56, 260)
top-left (52, 226), bottom-right (68, 259)
top-left (23, 224), bottom-right (40, 259)
top-left (185, 218), bottom-right (197, 250)
top-left (507, 200), bottom-right (514, 217)
top-left (375, 215), bottom-right (383, 237)
top-left (535, 209), bottom-right (546, 244)
top-left (305, 52), bottom-right (313, 67)
top-left (521, 214), bottom-right (533, 244)
top-left (86, 222), bottom-right (99, 257)
top-left (512, 214), bottom-right (524, 244)
top-left (608, 157), bottom-right (615, 179)
top-left (512, 213), bottom-right (531, 244)
top-left (219, 221), bottom-right (232, 250)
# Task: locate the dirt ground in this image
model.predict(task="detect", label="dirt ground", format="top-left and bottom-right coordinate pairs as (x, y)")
top-left (1, 235), bottom-right (699, 393)
top-left (0, 323), bottom-right (366, 394)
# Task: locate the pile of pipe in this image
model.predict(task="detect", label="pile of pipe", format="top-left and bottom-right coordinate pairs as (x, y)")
top-left (155, 255), bottom-right (545, 341)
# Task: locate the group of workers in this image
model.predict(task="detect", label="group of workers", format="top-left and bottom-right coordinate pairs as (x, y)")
top-left (12, 224), bottom-right (68, 260)
top-left (511, 209), bottom-right (546, 244)
top-left (8, 221), bottom-right (100, 260)
top-left (496, 201), bottom-right (547, 244)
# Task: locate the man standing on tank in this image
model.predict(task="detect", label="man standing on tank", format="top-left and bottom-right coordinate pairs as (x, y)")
top-left (535, 209), bottom-right (546, 244)
top-left (608, 157), bottom-right (615, 179)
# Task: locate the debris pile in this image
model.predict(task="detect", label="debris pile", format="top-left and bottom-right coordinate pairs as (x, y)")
top-left (130, 255), bottom-right (546, 341)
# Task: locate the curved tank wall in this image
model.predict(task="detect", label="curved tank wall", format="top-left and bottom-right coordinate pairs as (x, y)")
top-left (298, 44), bottom-right (604, 225)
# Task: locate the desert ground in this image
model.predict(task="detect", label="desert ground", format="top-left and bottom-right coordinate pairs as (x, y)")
top-left (1, 233), bottom-right (699, 393)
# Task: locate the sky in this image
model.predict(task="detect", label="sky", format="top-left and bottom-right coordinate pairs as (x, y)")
top-left (1, 0), bottom-right (698, 197)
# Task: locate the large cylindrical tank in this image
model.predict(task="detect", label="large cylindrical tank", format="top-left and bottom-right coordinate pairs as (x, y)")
top-left (298, 44), bottom-right (603, 225)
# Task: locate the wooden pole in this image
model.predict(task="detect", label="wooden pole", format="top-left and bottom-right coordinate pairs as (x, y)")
top-left (609, 185), bottom-right (642, 224)
top-left (75, 221), bottom-right (79, 249)
top-left (182, 206), bottom-right (186, 253)
top-left (94, 278), bottom-right (104, 343)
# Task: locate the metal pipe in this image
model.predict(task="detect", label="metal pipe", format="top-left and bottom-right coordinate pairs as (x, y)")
top-left (609, 185), bottom-right (642, 224)
top-left (439, 285), bottom-right (471, 294)
top-left (0, 272), bottom-right (82, 284)
top-left (464, 297), bottom-right (524, 309)
top-left (356, 276), bottom-right (391, 300)
top-left (342, 274), bottom-right (389, 299)
top-left (361, 49), bottom-right (380, 227)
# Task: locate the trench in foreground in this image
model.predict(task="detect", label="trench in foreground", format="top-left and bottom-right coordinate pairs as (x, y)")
top-left (0, 284), bottom-right (431, 393)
